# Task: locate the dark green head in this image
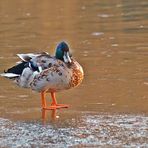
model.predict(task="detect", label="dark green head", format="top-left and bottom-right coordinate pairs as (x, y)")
top-left (55, 41), bottom-right (72, 63)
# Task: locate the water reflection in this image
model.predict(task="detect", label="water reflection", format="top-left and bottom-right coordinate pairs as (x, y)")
top-left (42, 109), bottom-right (60, 124)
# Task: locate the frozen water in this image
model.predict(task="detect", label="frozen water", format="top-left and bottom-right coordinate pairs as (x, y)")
top-left (0, 113), bottom-right (148, 147)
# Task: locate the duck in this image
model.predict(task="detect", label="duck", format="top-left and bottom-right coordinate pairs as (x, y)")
top-left (1, 42), bottom-right (84, 110)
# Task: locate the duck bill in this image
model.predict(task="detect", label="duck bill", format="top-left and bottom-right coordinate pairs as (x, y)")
top-left (63, 52), bottom-right (72, 63)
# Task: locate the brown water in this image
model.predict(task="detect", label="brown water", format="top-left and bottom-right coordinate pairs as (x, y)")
top-left (0, 0), bottom-right (148, 147)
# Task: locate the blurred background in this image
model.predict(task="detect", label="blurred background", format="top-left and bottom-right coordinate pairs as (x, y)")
top-left (0, 0), bottom-right (148, 147)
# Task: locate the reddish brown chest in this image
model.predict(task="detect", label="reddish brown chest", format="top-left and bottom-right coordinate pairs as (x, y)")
top-left (70, 67), bottom-right (84, 88)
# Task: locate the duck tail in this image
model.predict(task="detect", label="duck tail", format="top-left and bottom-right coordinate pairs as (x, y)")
top-left (1, 61), bottom-right (28, 79)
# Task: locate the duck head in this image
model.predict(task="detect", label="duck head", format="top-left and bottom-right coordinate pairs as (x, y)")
top-left (55, 42), bottom-right (72, 63)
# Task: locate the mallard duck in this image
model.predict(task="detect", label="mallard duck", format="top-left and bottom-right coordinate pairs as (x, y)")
top-left (1, 42), bottom-right (84, 110)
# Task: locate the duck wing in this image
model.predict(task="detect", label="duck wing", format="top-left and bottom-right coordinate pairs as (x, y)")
top-left (17, 52), bottom-right (49, 62)
top-left (1, 52), bottom-right (50, 78)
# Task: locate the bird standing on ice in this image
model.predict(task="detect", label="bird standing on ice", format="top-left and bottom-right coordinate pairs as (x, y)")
top-left (1, 42), bottom-right (84, 110)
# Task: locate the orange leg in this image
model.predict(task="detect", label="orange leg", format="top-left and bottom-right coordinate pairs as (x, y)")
top-left (41, 92), bottom-right (69, 110)
top-left (41, 91), bottom-right (47, 109)
top-left (49, 92), bottom-right (69, 109)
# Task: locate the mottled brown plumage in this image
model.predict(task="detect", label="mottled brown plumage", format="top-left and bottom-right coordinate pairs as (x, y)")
top-left (1, 42), bottom-right (84, 110)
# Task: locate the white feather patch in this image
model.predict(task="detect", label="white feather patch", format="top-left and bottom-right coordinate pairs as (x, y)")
top-left (17, 53), bottom-right (39, 62)
top-left (0, 73), bottom-right (20, 78)
top-left (38, 66), bottom-right (42, 72)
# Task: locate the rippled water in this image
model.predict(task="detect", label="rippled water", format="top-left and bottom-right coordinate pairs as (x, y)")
top-left (0, 0), bottom-right (148, 147)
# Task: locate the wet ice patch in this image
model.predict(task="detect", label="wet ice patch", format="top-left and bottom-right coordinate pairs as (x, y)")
top-left (0, 114), bottom-right (148, 147)
top-left (111, 44), bottom-right (119, 47)
top-left (91, 32), bottom-right (104, 36)
top-left (83, 50), bottom-right (89, 57)
top-left (98, 14), bottom-right (113, 18)
top-left (0, 95), bottom-right (7, 98)
top-left (0, 56), bottom-right (4, 59)
top-left (81, 6), bottom-right (86, 10)
top-left (18, 95), bottom-right (29, 98)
